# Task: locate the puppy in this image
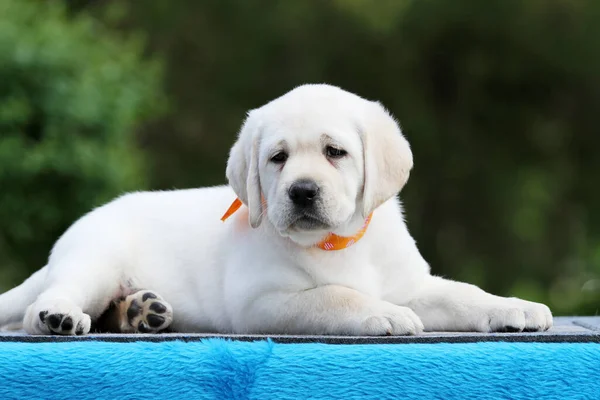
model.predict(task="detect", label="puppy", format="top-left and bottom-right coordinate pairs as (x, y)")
top-left (0, 84), bottom-right (552, 335)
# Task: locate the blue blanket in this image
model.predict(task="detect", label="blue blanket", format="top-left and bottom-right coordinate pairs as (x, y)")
top-left (0, 339), bottom-right (598, 399)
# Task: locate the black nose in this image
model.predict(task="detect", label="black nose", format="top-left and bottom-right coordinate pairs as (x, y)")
top-left (288, 180), bottom-right (319, 207)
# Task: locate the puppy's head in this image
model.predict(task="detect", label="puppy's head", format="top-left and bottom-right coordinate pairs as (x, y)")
top-left (226, 84), bottom-right (412, 246)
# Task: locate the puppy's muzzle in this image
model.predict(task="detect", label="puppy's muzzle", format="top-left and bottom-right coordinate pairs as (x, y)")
top-left (288, 179), bottom-right (319, 208)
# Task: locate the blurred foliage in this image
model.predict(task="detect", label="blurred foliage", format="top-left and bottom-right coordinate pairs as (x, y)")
top-left (0, 0), bottom-right (164, 288)
top-left (1, 0), bottom-right (599, 315)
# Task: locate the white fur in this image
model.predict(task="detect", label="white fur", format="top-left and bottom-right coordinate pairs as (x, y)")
top-left (0, 84), bottom-right (552, 335)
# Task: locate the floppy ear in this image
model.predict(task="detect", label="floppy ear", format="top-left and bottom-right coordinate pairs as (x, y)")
top-left (359, 101), bottom-right (413, 217)
top-left (225, 111), bottom-right (264, 228)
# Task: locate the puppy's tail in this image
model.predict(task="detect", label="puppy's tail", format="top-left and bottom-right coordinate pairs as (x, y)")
top-left (0, 266), bottom-right (47, 330)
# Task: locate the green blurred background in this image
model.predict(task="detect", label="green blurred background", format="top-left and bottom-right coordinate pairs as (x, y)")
top-left (1, 0), bottom-right (598, 315)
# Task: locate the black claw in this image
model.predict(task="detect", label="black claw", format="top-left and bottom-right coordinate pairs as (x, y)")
top-left (47, 314), bottom-right (63, 330)
top-left (61, 317), bottom-right (73, 331)
top-left (142, 292), bottom-right (157, 302)
top-left (127, 300), bottom-right (142, 322)
top-left (39, 311), bottom-right (48, 323)
top-left (149, 302), bottom-right (167, 314)
top-left (138, 322), bottom-right (151, 333)
top-left (147, 314), bottom-right (165, 328)
top-left (75, 322), bottom-right (84, 335)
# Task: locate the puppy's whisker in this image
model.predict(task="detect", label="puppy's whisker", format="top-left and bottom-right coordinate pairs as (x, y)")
top-left (257, 206), bottom-right (268, 222)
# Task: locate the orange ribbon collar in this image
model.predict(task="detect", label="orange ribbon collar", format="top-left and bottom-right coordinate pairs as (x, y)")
top-left (221, 198), bottom-right (373, 251)
top-left (220, 198), bottom-right (244, 222)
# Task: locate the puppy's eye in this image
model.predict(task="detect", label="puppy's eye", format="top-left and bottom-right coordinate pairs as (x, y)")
top-left (326, 146), bottom-right (347, 159)
top-left (270, 151), bottom-right (288, 164)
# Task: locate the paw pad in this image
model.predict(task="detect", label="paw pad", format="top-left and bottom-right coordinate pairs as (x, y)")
top-left (124, 290), bottom-right (172, 334)
top-left (38, 311), bottom-right (88, 335)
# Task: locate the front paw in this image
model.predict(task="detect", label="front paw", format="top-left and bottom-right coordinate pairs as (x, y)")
top-left (357, 303), bottom-right (424, 336)
top-left (476, 299), bottom-right (553, 333)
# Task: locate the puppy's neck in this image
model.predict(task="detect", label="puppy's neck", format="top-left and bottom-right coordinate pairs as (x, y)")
top-left (330, 211), bottom-right (369, 237)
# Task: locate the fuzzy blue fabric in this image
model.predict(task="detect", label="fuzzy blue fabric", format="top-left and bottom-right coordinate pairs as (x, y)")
top-left (0, 340), bottom-right (598, 399)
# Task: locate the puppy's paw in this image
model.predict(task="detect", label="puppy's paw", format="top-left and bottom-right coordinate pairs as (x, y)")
top-left (24, 299), bottom-right (91, 335)
top-left (476, 299), bottom-right (553, 333)
top-left (120, 290), bottom-right (173, 333)
top-left (508, 298), bottom-right (553, 332)
top-left (359, 304), bottom-right (424, 336)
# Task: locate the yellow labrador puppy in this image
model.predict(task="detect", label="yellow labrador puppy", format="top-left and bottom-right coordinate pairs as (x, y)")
top-left (0, 84), bottom-right (552, 335)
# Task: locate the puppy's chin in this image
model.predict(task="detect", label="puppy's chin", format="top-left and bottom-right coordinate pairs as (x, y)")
top-left (268, 212), bottom-right (330, 247)
top-left (279, 216), bottom-right (331, 246)
top-left (288, 215), bottom-right (330, 232)
top-left (271, 210), bottom-right (361, 248)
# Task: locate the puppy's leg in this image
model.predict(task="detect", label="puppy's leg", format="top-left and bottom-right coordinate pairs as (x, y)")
top-left (95, 290), bottom-right (173, 333)
top-left (405, 276), bottom-right (553, 332)
top-left (23, 256), bottom-right (122, 335)
top-left (235, 285), bottom-right (423, 336)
